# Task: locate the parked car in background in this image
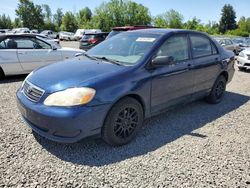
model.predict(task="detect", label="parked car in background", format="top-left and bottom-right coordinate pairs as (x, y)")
top-left (16, 29), bottom-right (234, 146)
top-left (232, 37), bottom-right (250, 51)
top-left (0, 34), bottom-right (84, 78)
top-left (106, 25), bottom-right (157, 39)
top-left (12, 28), bottom-right (30, 33)
top-left (59, 31), bottom-right (75, 41)
top-left (214, 37), bottom-right (240, 55)
top-left (23, 33), bottom-right (60, 46)
top-left (74, 29), bottom-right (102, 40)
top-left (79, 32), bottom-right (109, 50)
top-left (0, 29), bottom-right (6, 34)
top-left (237, 49), bottom-right (250, 71)
top-left (40, 30), bottom-right (59, 39)
top-left (30, 29), bottom-right (39, 34)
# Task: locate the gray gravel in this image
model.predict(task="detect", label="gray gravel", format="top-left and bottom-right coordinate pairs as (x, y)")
top-left (0, 68), bottom-right (250, 187)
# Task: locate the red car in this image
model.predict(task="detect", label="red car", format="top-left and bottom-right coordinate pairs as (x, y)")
top-left (106, 25), bottom-right (157, 39)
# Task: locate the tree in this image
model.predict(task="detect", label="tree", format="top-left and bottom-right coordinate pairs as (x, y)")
top-left (0, 14), bottom-right (13, 29)
top-left (184, 17), bottom-right (200, 30)
top-left (13, 18), bottom-right (22, 28)
top-left (42, 4), bottom-right (52, 22)
top-left (154, 9), bottom-right (183, 28)
top-left (76, 7), bottom-right (92, 28)
top-left (53, 8), bottom-right (64, 28)
top-left (91, 0), bottom-right (151, 31)
top-left (15, 0), bottom-right (44, 29)
top-left (219, 4), bottom-right (237, 33)
top-left (61, 11), bottom-right (78, 32)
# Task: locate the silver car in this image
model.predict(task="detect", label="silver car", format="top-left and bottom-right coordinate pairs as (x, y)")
top-left (0, 34), bottom-right (85, 79)
top-left (214, 38), bottom-right (240, 55)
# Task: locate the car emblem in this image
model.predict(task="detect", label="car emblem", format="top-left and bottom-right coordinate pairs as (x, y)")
top-left (27, 86), bottom-right (33, 94)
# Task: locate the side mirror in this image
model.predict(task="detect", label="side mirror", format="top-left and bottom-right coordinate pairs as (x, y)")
top-left (221, 43), bottom-right (226, 47)
top-left (152, 56), bottom-right (174, 66)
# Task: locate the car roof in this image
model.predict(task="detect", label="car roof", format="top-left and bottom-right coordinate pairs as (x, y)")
top-left (112, 25), bottom-right (157, 31)
top-left (127, 28), bottom-right (208, 36)
top-left (84, 32), bottom-right (109, 35)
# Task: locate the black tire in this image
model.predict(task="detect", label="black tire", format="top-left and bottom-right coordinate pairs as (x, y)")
top-left (206, 75), bottom-right (226, 104)
top-left (102, 97), bottom-right (144, 146)
top-left (0, 67), bottom-right (4, 80)
top-left (238, 67), bottom-right (246, 71)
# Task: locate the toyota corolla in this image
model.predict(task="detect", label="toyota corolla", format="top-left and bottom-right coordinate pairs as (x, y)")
top-left (17, 29), bottom-right (235, 146)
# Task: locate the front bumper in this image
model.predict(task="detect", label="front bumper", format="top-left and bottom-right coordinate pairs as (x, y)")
top-left (16, 89), bottom-right (111, 143)
top-left (237, 57), bottom-right (250, 69)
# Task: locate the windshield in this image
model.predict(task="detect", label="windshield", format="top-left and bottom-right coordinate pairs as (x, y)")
top-left (86, 32), bottom-right (159, 66)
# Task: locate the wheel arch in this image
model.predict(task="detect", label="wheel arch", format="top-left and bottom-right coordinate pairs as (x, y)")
top-left (220, 71), bottom-right (228, 82)
top-left (0, 66), bottom-right (5, 78)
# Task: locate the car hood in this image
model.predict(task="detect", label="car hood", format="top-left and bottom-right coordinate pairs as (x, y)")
top-left (27, 57), bottom-right (125, 93)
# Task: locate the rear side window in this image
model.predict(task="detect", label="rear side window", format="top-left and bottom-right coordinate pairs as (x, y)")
top-left (190, 35), bottom-right (218, 58)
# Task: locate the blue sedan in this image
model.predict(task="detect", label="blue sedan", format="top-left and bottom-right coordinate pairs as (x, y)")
top-left (17, 29), bottom-right (235, 146)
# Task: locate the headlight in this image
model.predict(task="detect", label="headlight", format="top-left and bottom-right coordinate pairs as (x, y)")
top-left (44, 87), bottom-right (96, 107)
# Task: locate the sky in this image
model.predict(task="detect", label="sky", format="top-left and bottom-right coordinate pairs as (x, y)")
top-left (1, 0), bottom-right (250, 24)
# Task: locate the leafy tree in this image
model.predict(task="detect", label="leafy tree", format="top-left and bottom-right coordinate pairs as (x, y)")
top-left (154, 9), bottom-right (183, 28)
top-left (13, 18), bottom-right (22, 28)
top-left (61, 11), bottom-right (78, 32)
top-left (91, 0), bottom-right (151, 31)
top-left (184, 17), bottom-right (200, 30)
top-left (76, 7), bottom-right (92, 28)
top-left (0, 14), bottom-right (13, 29)
top-left (219, 4), bottom-right (237, 33)
top-left (42, 4), bottom-right (52, 22)
top-left (53, 8), bottom-right (64, 28)
top-left (15, 0), bottom-right (44, 29)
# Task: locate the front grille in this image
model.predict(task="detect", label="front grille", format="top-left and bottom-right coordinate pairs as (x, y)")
top-left (23, 81), bottom-right (45, 102)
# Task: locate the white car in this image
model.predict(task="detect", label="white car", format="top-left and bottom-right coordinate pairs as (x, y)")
top-left (74, 29), bottom-right (102, 40)
top-left (59, 31), bottom-right (75, 41)
top-left (0, 34), bottom-right (85, 78)
top-left (237, 49), bottom-right (250, 71)
top-left (40, 30), bottom-right (59, 39)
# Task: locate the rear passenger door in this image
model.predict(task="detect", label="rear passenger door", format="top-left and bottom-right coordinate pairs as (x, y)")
top-left (189, 34), bottom-right (221, 95)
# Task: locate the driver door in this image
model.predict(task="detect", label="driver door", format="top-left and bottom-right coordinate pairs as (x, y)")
top-left (14, 37), bottom-right (62, 72)
top-left (150, 34), bottom-right (195, 114)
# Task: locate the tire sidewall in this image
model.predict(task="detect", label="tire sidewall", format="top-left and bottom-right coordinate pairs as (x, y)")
top-left (210, 76), bottom-right (227, 103)
top-left (102, 98), bottom-right (144, 146)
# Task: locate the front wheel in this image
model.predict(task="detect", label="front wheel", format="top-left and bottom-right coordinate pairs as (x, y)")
top-left (102, 97), bottom-right (144, 146)
top-left (206, 75), bottom-right (227, 104)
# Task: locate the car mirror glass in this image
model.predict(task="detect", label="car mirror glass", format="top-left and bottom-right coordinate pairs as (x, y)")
top-left (152, 56), bottom-right (174, 66)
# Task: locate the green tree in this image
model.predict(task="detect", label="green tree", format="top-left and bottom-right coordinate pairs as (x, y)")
top-left (15, 0), bottom-right (44, 29)
top-left (76, 7), bottom-right (92, 28)
top-left (184, 17), bottom-right (200, 30)
top-left (53, 8), bottom-right (64, 28)
top-left (154, 9), bottom-right (183, 28)
top-left (42, 4), bottom-right (52, 22)
top-left (0, 14), bottom-right (13, 29)
top-left (219, 4), bottom-right (237, 33)
top-left (91, 0), bottom-right (151, 31)
top-left (13, 17), bottom-right (23, 28)
top-left (61, 11), bottom-right (78, 32)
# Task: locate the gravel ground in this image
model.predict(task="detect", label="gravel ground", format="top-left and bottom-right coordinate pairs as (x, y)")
top-left (60, 41), bottom-right (80, 49)
top-left (0, 68), bottom-right (250, 187)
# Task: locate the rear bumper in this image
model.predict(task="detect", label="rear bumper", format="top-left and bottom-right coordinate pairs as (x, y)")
top-left (16, 89), bottom-right (111, 143)
top-left (79, 43), bottom-right (96, 50)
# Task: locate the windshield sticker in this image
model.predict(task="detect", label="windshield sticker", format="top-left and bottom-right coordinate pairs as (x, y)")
top-left (136, 37), bottom-right (156, 42)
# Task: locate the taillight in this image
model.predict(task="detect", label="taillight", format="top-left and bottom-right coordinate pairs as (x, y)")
top-left (88, 38), bottom-right (98, 44)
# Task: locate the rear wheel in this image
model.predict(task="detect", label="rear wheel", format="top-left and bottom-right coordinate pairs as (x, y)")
top-left (206, 75), bottom-right (226, 104)
top-left (102, 97), bottom-right (144, 146)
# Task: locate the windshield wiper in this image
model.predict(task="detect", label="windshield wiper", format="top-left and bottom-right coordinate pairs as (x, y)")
top-left (93, 56), bottom-right (123, 66)
top-left (83, 54), bottom-right (99, 61)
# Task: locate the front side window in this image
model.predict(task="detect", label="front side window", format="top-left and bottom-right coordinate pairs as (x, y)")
top-left (0, 38), bottom-right (17, 49)
top-left (191, 35), bottom-right (217, 58)
top-left (155, 35), bottom-right (189, 62)
top-left (13, 37), bottom-right (51, 49)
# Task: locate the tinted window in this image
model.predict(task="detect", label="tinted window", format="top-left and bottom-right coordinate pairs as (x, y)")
top-left (156, 35), bottom-right (189, 62)
top-left (191, 35), bottom-right (216, 58)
